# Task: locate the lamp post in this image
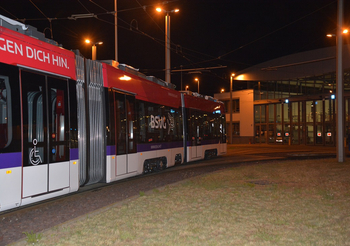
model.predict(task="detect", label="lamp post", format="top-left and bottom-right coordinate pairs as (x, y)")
top-left (195, 78), bottom-right (199, 93)
top-left (336, 0), bottom-right (344, 162)
top-left (85, 39), bottom-right (103, 60)
top-left (156, 7), bottom-right (179, 83)
top-left (327, 1), bottom-right (347, 162)
top-left (230, 74), bottom-right (235, 144)
top-left (114, 0), bottom-right (118, 62)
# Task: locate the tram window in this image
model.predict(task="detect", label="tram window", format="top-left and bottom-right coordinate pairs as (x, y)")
top-left (187, 108), bottom-right (224, 142)
top-left (138, 101), bottom-right (146, 143)
top-left (48, 76), bottom-right (69, 163)
top-left (202, 112), bottom-right (210, 139)
top-left (0, 76), bottom-right (12, 149)
top-left (21, 71), bottom-right (47, 166)
top-left (163, 107), bottom-right (181, 141)
top-left (172, 107), bottom-right (181, 141)
top-left (116, 95), bottom-right (126, 155)
top-left (126, 96), bottom-right (137, 153)
top-left (221, 114), bottom-right (226, 143)
top-left (105, 90), bottom-right (115, 146)
top-left (138, 101), bottom-right (182, 143)
top-left (69, 80), bottom-right (78, 148)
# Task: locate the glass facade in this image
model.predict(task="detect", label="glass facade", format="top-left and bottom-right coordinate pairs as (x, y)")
top-left (215, 65), bottom-right (350, 146)
top-left (230, 69), bottom-right (350, 146)
top-left (252, 98), bottom-right (340, 145)
top-left (231, 72), bottom-right (347, 102)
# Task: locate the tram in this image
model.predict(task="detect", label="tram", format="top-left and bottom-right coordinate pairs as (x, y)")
top-left (0, 14), bottom-right (226, 212)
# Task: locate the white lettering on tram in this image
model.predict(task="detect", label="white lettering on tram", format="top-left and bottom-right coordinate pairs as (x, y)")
top-left (0, 38), bottom-right (23, 55)
top-left (0, 37), bottom-right (69, 69)
top-left (52, 55), bottom-right (68, 68)
top-left (0, 38), bottom-right (4, 51)
top-left (26, 46), bottom-right (51, 64)
top-left (150, 115), bottom-right (167, 129)
top-left (150, 113), bottom-right (175, 134)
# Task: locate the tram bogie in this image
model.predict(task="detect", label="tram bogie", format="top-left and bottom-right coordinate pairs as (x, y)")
top-left (143, 156), bottom-right (167, 174)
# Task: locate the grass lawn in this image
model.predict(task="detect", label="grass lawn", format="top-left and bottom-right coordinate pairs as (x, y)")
top-left (16, 158), bottom-right (350, 245)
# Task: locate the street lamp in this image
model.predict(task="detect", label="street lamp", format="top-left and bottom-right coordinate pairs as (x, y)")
top-left (156, 7), bottom-right (179, 83)
top-left (221, 88), bottom-right (225, 93)
top-left (185, 85), bottom-right (189, 91)
top-left (326, 29), bottom-right (348, 37)
top-left (85, 39), bottom-right (103, 60)
top-left (230, 74), bottom-right (235, 144)
top-left (195, 78), bottom-right (199, 93)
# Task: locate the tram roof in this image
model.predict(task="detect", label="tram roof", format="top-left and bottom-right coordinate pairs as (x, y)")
top-left (233, 44), bottom-right (350, 82)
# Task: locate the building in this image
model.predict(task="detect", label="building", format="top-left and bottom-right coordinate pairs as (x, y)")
top-left (215, 44), bottom-right (350, 145)
top-left (214, 89), bottom-right (254, 144)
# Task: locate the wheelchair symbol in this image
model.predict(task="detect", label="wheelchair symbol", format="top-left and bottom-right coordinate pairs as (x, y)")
top-left (29, 139), bottom-right (42, 165)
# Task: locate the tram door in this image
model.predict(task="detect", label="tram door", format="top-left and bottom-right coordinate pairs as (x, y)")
top-left (114, 92), bottom-right (137, 176)
top-left (190, 110), bottom-right (202, 159)
top-left (21, 71), bottom-right (69, 198)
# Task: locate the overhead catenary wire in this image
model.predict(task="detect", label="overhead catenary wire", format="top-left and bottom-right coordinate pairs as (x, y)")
top-left (77, 0), bottom-right (92, 13)
top-left (135, 0), bottom-right (164, 34)
top-left (0, 3), bottom-right (261, 81)
top-left (4, 0), bottom-right (339, 69)
top-left (1, 0), bottom-right (335, 83)
top-left (1, 1), bottom-right (229, 71)
top-left (0, 5), bottom-right (18, 19)
top-left (131, 0), bottom-right (234, 71)
top-left (29, 0), bottom-right (53, 38)
top-left (192, 0), bottom-right (337, 67)
top-left (88, 0), bottom-right (109, 12)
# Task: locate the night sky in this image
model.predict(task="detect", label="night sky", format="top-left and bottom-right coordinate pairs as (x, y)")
top-left (0, 0), bottom-right (349, 96)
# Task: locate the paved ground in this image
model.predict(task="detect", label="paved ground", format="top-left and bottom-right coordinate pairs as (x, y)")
top-left (0, 144), bottom-right (344, 245)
